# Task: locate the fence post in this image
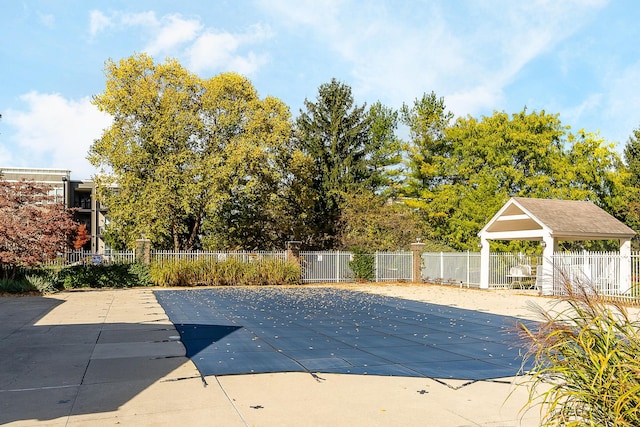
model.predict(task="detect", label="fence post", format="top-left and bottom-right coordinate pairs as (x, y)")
top-left (466, 250), bottom-right (470, 288)
top-left (135, 238), bottom-right (151, 265)
top-left (375, 252), bottom-right (379, 283)
top-left (410, 242), bottom-right (426, 283)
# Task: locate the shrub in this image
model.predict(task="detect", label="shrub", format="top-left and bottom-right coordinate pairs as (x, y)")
top-left (149, 258), bottom-right (301, 287)
top-left (518, 274), bottom-right (640, 426)
top-left (0, 268), bottom-right (59, 294)
top-left (348, 248), bottom-right (375, 281)
top-left (128, 262), bottom-right (152, 287)
top-left (25, 274), bottom-right (58, 294)
top-left (55, 263), bottom-right (151, 289)
top-left (0, 263), bottom-right (151, 293)
top-left (0, 277), bottom-right (34, 294)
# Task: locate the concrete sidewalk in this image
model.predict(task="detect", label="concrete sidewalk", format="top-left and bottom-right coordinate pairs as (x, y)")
top-left (0, 288), bottom-right (542, 426)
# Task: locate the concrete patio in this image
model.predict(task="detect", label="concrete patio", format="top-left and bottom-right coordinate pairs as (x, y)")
top-left (0, 286), bottom-right (544, 426)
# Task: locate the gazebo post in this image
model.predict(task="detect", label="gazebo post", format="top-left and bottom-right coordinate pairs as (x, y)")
top-left (540, 235), bottom-right (555, 296)
top-left (620, 238), bottom-right (632, 294)
top-left (480, 237), bottom-right (490, 289)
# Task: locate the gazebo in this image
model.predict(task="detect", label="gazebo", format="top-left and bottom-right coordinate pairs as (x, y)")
top-left (478, 197), bottom-right (636, 294)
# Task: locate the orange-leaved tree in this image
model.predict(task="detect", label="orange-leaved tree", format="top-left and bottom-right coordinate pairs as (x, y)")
top-left (72, 224), bottom-right (90, 250)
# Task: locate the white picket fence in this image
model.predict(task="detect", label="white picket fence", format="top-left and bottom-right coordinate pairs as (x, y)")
top-left (46, 249), bottom-right (640, 300)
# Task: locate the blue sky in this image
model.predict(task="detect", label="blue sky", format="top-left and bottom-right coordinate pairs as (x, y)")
top-left (1, 0), bottom-right (639, 179)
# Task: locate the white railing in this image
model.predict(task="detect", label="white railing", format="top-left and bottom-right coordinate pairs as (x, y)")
top-left (151, 250), bottom-right (286, 264)
top-left (422, 251), bottom-right (542, 289)
top-left (551, 251), bottom-right (638, 299)
top-left (40, 249), bottom-right (640, 301)
top-left (375, 252), bottom-right (412, 282)
top-left (489, 252), bottom-right (542, 289)
top-left (44, 250), bottom-right (136, 266)
top-left (300, 251), bottom-right (354, 283)
top-left (422, 252), bottom-right (483, 287)
top-left (299, 251), bottom-right (413, 283)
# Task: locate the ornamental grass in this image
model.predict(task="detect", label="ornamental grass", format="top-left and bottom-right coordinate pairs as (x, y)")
top-left (518, 273), bottom-right (640, 426)
top-left (149, 258), bottom-right (301, 287)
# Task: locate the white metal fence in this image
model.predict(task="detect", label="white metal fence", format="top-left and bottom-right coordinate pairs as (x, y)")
top-left (551, 251), bottom-right (638, 298)
top-left (422, 252), bottom-right (482, 287)
top-left (421, 250), bottom-right (639, 299)
top-left (299, 251), bottom-right (413, 283)
top-left (151, 250), bottom-right (286, 264)
top-left (300, 251), bottom-right (354, 283)
top-left (375, 252), bottom-right (412, 282)
top-left (43, 249), bottom-right (640, 300)
top-left (46, 250), bottom-right (136, 266)
top-left (422, 251), bottom-right (542, 289)
top-left (488, 252), bottom-right (542, 289)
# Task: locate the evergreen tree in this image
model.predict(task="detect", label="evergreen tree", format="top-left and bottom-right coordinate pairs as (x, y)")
top-left (295, 79), bottom-right (399, 249)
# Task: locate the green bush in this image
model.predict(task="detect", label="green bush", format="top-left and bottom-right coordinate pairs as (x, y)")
top-left (55, 263), bottom-right (151, 289)
top-left (0, 278), bottom-right (34, 294)
top-left (0, 263), bottom-right (151, 293)
top-left (348, 248), bottom-right (375, 281)
top-left (149, 258), bottom-right (301, 287)
top-left (0, 268), bottom-right (59, 294)
top-left (518, 275), bottom-right (640, 426)
top-left (25, 274), bottom-right (58, 294)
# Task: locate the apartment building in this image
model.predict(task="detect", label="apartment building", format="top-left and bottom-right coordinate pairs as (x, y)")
top-left (0, 167), bottom-right (107, 253)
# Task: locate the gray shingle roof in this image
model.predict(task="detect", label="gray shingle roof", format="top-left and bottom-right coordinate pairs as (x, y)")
top-left (512, 197), bottom-right (635, 238)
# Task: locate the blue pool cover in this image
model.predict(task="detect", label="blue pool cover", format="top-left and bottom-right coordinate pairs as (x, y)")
top-left (154, 288), bottom-right (534, 380)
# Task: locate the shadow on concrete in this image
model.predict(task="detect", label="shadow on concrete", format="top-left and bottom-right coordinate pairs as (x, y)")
top-left (0, 295), bottom-right (237, 424)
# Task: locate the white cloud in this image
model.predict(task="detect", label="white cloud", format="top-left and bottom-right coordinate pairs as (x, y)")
top-left (37, 12), bottom-right (55, 29)
top-left (259, 0), bottom-right (344, 30)
top-left (188, 31), bottom-right (239, 71)
top-left (88, 10), bottom-right (272, 75)
top-left (5, 92), bottom-right (112, 180)
top-left (145, 14), bottom-right (203, 55)
top-left (120, 11), bottom-right (158, 27)
top-left (258, 0), bottom-right (605, 117)
top-left (89, 10), bottom-right (112, 36)
top-left (187, 24), bottom-right (272, 75)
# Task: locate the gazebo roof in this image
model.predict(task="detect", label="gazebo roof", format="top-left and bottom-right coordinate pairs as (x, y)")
top-left (479, 197), bottom-right (636, 241)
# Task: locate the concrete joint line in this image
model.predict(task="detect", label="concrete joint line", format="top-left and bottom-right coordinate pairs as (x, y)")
top-left (160, 375), bottom-right (202, 383)
top-left (214, 376), bottom-right (250, 427)
top-left (66, 292), bottom-right (118, 421)
top-left (0, 384), bottom-right (79, 393)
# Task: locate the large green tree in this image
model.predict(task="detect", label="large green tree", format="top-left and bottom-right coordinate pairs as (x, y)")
top-left (294, 79), bottom-right (401, 249)
top-left (295, 79), bottom-right (400, 248)
top-left (89, 54), bottom-right (293, 250)
top-left (401, 91), bottom-right (454, 197)
top-left (621, 125), bottom-right (640, 247)
top-left (337, 192), bottom-right (439, 252)
top-left (365, 102), bottom-right (404, 195)
top-left (403, 104), bottom-right (625, 250)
